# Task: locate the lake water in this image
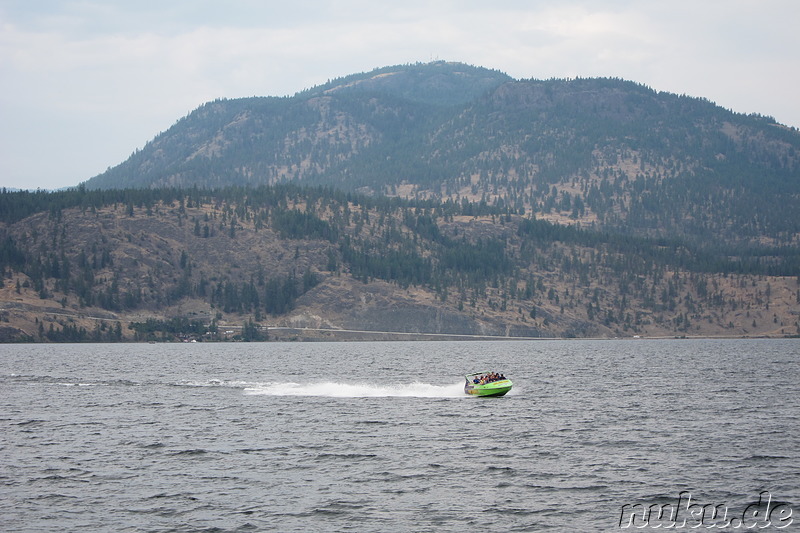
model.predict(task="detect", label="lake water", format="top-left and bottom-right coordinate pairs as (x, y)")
top-left (1, 339), bottom-right (798, 532)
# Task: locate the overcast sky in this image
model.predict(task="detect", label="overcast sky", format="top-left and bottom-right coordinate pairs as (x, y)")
top-left (2, 0), bottom-right (798, 190)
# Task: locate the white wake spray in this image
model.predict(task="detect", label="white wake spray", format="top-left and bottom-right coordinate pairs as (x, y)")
top-left (243, 380), bottom-right (466, 398)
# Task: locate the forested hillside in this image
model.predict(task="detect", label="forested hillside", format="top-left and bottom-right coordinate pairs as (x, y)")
top-left (3, 61), bottom-right (800, 341)
top-left (83, 61), bottom-right (800, 248)
top-left (1, 186), bottom-right (798, 342)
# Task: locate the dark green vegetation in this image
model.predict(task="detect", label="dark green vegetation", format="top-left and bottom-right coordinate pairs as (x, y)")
top-left (2, 61), bottom-right (799, 341)
top-left (1, 184), bottom-right (799, 341)
top-left (84, 61), bottom-right (800, 249)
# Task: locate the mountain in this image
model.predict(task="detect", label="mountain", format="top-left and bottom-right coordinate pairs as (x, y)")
top-left (1, 62), bottom-right (799, 342)
top-left (83, 61), bottom-right (800, 249)
top-left (84, 62), bottom-right (510, 190)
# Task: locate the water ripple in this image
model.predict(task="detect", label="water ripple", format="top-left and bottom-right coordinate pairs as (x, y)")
top-left (0, 339), bottom-right (797, 532)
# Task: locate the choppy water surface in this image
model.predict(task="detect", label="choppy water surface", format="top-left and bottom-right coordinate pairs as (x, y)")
top-left (1, 339), bottom-right (798, 531)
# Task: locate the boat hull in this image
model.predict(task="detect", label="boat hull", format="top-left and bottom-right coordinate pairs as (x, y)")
top-left (464, 379), bottom-right (512, 397)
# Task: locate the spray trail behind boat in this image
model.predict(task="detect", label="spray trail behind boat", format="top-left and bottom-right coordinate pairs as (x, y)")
top-left (243, 380), bottom-right (466, 398)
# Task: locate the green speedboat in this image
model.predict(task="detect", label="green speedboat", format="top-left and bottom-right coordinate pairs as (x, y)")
top-left (464, 372), bottom-right (512, 397)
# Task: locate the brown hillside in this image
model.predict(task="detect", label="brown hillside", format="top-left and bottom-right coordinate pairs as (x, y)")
top-left (1, 193), bottom-right (798, 342)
